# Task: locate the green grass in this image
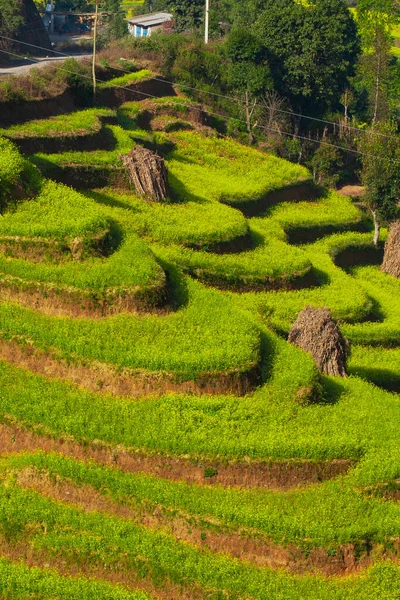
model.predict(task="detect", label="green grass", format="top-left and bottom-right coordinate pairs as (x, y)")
top-left (0, 557), bottom-right (153, 599)
top-left (1, 98), bottom-right (400, 598)
top-left (1, 457), bottom-right (400, 600)
top-left (32, 125), bottom-right (135, 168)
top-left (155, 230), bottom-right (311, 287)
top-left (90, 188), bottom-right (248, 248)
top-left (166, 131), bottom-right (312, 207)
top-left (0, 181), bottom-right (165, 304)
top-left (98, 70), bottom-right (152, 89)
top-left (348, 344), bottom-right (400, 392)
top-left (0, 181), bottom-right (109, 242)
top-left (0, 137), bottom-right (41, 210)
top-left (343, 265), bottom-right (400, 346)
top-left (0, 277), bottom-right (260, 377)
top-left (267, 189), bottom-right (365, 236)
top-left (0, 109), bottom-right (114, 140)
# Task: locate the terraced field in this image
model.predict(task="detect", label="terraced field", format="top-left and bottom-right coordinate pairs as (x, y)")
top-left (1, 83), bottom-right (400, 599)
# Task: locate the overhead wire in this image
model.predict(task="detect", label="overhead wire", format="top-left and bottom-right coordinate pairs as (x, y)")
top-left (0, 32), bottom-right (398, 142)
top-left (0, 40), bottom-right (400, 165)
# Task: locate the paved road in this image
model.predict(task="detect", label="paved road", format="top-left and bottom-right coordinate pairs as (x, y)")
top-left (0, 53), bottom-right (92, 77)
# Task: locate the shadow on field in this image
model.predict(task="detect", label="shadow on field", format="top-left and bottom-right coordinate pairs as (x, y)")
top-left (259, 329), bottom-right (278, 384)
top-left (320, 376), bottom-right (346, 405)
top-left (348, 367), bottom-right (400, 394)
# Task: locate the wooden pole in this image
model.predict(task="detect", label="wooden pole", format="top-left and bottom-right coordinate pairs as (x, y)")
top-left (50, 0), bottom-right (54, 34)
top-left (92, 0), bottom-right (99, 101)
top-left (205, 0), bottom-right (209, 44)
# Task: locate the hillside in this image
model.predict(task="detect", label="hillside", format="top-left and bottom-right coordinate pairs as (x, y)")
top-left (0, 70), bottom-right (399, 599)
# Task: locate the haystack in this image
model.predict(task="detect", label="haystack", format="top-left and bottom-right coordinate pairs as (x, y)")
top-left (288, 306), bottom-right (349, 377)
top-left (120, 147), bottom-right (170, 202)
top-left (382, 220), bottom-right (400, 278)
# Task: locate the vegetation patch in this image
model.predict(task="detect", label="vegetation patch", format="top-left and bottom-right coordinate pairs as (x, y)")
top-left (0, 137), bottom-right (41, 211)
top-left (166, 131), bottom-right (312, 209)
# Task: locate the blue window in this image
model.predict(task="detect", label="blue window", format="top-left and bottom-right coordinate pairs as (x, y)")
top-left (135, 25), bottom-right (141, 37)
top-left (142, 26), bottom-right (149, 37)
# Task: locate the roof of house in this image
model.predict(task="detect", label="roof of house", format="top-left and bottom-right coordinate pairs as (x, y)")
top-left (126, 12), bottom-right (173, 27)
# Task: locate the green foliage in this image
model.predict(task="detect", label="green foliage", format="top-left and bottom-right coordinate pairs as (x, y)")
top-left (100, 13), bottom-right (129, 44)
top-left (166, 131), bottom-right (311, 206)
top-left (0, 558), bottom-right (153, 599)
top-left (311, 143), bottom-right (344, 187)
top-left (55, 0), bottom-right (122, 11)
top-left (61, 58), bottom-right (93, 107)
top-left (166, 0), bottom-right (204, 32)
top-left (225, 29), bottom-right (272, 98)
top-left (254, 0), bottom-right (361, 113)
top-left (0, 1), bottom-right (23, 35)
top-left (360, 120), bottom-right (400, 241)
top-left (0, 109), bottom-right (113, 139)
top-left (0, 137), bottom-right (41, 211)
top-left (98, 69), bottom-right (152, 88)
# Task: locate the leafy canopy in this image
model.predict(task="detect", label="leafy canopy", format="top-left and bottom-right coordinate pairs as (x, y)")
top-left (254, 0), bottom-right (360, 114)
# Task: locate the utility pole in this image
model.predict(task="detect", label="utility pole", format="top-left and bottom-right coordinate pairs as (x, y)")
top-left (92, 0), bottom-right (99, 101)
top-left (205, 0), bottom-right (209, 44)
top-left (50, 0), bottom-right (55, 34)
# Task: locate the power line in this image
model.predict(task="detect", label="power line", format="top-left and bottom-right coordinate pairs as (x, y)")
top-left (0, 43), bottom-right (400, 165)
top-left (1, 32), bottom-right (398, 143)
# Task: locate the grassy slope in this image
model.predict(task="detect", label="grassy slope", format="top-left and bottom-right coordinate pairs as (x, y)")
top-left (0, 103), bottom-right (399, 598)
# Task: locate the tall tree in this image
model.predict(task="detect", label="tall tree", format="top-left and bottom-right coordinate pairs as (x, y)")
top-left (166, 0), bottom-right (204, 32)
top-left (225, 29), bottom-right (272, 142)
top-left (357, 0), bottom-right (400, 121)
top-left (254, 0), bottom-right (360, 117)
top-left (360, 121), bottom-right (400, 245)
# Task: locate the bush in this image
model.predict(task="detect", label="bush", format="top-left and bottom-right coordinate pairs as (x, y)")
top-left (61, 58), bottom-right (93, 107)
top-left (0, 137), bottom-right (41, 211)
top-left (311, 143), bottom-right (344, 188)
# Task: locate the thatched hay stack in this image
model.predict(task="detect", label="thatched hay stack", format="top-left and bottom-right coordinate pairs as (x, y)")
top-left (288, 306), bottom-right (349, 377)
top-left (120, 146), bottom-right (170, 202)
top-left (382, 220), bottom-right (400, 278)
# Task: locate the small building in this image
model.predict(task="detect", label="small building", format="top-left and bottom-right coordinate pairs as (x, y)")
top-left (126, 12), bottom-right (173, 38)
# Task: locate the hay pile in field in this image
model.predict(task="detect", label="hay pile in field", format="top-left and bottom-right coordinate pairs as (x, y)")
top-left (120, 146), bottom-right (170, 202)
top-left (288, 306), bottom-right (349, 377)
top-left (382, 220), bottom-right (400, 278)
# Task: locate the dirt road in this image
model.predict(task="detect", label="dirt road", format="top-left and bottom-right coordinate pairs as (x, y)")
top-left (0, 53), bottom-right (92, 77)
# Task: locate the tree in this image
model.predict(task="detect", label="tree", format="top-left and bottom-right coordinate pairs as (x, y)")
top-left (311, 142), bottom-right (344, 188)
top-left (166, 0), bottom-right (204, 32)
top-left (142, 0), bottom-right (169, 12)
top-left (225, 29), bottom-right (272, 142)
top-left (254, 0), bottom-right (360, 117)
top-left (360, 121), bottom-right (400, 245)
top-left (55, 0), bottom-right (121, 11)
top-left (0, 0), bottom-right (51, 58)
top-left (100, 11), bottom-right (128, 43)
top-left (229, 0), bottom-right (264, 28)
top-left (0, 1), bottom-right (23, 38)
top-left (357, 0), bottom-right (400, 121)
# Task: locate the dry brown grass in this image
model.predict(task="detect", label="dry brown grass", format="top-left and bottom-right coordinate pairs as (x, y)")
top-left (15, 467), bottom-right (389, 577)
top-left (0, 535), bottom-right (202, 600)
top-left (0, 421), bottom-right (353, 491)
top-left (0, 337), bottom-right (259, 398)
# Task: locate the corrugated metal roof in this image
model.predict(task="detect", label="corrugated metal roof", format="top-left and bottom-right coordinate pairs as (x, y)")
top-left (126, 12), bottom-right (173, 27)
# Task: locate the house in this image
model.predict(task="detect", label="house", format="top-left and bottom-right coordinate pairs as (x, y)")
top-left (126, 12), bottom-right (173, 38)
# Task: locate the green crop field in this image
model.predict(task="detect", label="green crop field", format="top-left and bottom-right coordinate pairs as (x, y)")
top-left (0, 85), bottom-right (400, 600)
